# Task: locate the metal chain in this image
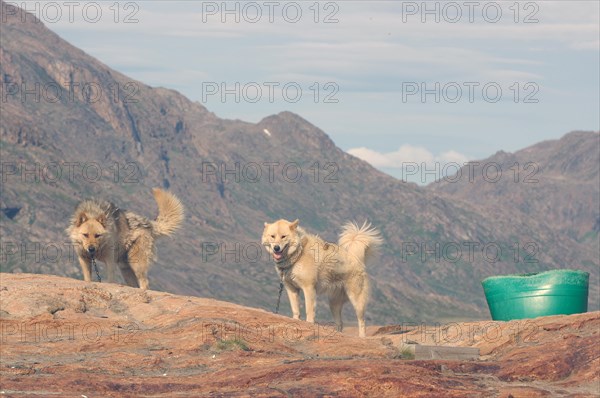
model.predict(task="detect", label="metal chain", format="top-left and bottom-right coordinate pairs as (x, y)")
top-left (91, 257), bottom-right (101, 282)
top-left (274, 280), bottom-right (284, 314)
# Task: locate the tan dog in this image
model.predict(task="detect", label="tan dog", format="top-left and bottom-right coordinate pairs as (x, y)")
top-left (262, 219), bottom-right (382, 337)
top-left (67, 188), bottom-right (184, 290)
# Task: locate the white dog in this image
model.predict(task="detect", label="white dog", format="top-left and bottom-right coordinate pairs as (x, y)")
top-left (262, 219), bottom-right (382, 337)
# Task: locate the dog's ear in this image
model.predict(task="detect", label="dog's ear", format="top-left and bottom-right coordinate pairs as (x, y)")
top-left (75, 212), bottom-right (88, 227)
top-left (290, 219), bottom-right (299, 230)
top-left (97, 213), bottom-right (107, 227)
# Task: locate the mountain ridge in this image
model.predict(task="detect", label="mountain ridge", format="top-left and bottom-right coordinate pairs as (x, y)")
top-left (430, 130), bottom-right (600, 240)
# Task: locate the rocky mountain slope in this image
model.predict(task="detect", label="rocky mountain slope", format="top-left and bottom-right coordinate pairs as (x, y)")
top-left (1, 274), bottom-right (598, 397)
top-left (429, 131), bottom-right (600, 241)
top-left (1, 1), bottom-right (598, 325)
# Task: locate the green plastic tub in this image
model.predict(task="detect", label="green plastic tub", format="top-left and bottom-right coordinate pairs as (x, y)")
top-left (482, 269), bottom-right (589, 321)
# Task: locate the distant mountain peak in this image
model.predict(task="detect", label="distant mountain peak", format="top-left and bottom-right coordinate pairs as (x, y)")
top-left (258, 111), bottom-right (336, 149)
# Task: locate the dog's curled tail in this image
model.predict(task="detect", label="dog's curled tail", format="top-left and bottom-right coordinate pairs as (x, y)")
top-left (338, 221), bottom-right (383, 266)
top-left (151, 188), bottom-right (184, 237)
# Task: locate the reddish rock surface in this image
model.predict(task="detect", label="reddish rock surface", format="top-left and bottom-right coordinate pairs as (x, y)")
top-left (1, 274), bottom-right (598, 397)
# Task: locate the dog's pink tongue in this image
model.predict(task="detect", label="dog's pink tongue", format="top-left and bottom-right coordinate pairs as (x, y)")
top-left (273, 253), bottom-right (283, 261)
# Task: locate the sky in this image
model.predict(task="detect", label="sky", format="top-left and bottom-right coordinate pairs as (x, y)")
top-left (14, 0), bottom-right (600, 183)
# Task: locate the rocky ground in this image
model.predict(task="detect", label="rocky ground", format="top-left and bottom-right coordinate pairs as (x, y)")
top-left (0, 274), bottom-right (598, 397)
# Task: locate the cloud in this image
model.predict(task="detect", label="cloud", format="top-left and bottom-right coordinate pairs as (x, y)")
top-left (347, 145), bottom-right (469, 171)
top-left (571, 40), bottom-right (600, 51)
top-left (48, 1), bottom-right (598, 92)
top-left (438, 150), bottom-right (470, 165)
top-left (38, 0), bottom-right (598, 170)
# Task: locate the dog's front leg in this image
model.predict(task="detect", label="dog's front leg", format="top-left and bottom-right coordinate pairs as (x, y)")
top-left (285, 286), bottom-right (301, 320)
top-left (78, 257), bottom-right (92, 282)
top-left (303, 286), bottom-right (317, 323)
top-left (104, 250), bottom-right (117, 283)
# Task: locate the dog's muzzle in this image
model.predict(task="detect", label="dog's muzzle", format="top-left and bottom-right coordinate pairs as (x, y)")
top-left (271, 244), bottom-right (286, 262)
